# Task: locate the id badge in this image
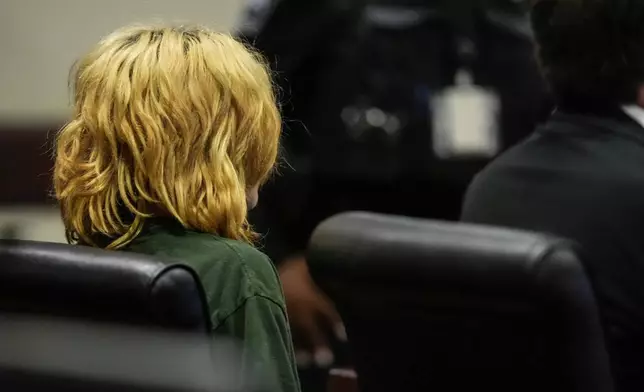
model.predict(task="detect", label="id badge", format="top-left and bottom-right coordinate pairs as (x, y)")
top-left (432, 70), bottom-right (500, 159)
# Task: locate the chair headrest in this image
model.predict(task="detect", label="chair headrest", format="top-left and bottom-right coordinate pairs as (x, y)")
top-left (307, 212), bottom-right (614, 392)
top-left (0, 240), bottom-right (210, 332)
top-left (308, 211), bottom-right (583, 299)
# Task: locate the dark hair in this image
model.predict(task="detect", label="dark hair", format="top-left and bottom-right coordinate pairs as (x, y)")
top-left (531, 0), bottom-right (644, 105)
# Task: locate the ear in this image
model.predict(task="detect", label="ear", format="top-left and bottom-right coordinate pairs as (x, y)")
top-left (246, 185), bottom-right (259, 210)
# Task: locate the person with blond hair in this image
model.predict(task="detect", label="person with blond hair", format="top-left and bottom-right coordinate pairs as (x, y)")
top-left (53, 24), bottom-right (300, 392)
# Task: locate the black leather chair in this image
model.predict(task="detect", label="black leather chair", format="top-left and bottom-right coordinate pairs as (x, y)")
top-left (0, 239), bottom-right (210, 332)
top-left (0, 315), bottom-right (235, 392)
top-left (308, 212), bottom-right (613, 392)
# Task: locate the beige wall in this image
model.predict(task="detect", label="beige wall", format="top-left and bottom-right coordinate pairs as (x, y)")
top-left (0, 207), bottom-right (65, 243)
top-left (0, 0), bottom-right (244, 123)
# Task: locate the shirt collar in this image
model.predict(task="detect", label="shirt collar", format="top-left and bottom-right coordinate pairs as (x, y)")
top-left (621, 104), bottom-right (644, 129)
top-left (546, 106), bottom-right (644, 148)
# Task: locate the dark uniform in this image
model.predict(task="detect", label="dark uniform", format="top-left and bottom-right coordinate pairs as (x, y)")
top-left (243, 0), bottom-right (551, 262)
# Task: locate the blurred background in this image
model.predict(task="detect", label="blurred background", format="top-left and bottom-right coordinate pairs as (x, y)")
top-left (0, 0), bottom-right (551, 245)
top-left (0, 0), bottom-right (551, 233)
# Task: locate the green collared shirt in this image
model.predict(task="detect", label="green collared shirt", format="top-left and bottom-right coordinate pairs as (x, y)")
top-left (124, 219), bottom-right (300, 392)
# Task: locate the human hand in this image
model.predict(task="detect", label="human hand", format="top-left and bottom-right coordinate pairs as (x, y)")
top-left (279, 256), bottom-right (346, 368)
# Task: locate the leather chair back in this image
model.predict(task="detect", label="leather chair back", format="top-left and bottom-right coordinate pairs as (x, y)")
top-left (308, 212), bottom-right (613, 392)
top-left (0, 239), bottom-right (210, 332)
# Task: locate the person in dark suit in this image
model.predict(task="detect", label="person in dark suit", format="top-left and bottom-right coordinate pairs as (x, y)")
top-left (461, 1), bottom-right (644, 391)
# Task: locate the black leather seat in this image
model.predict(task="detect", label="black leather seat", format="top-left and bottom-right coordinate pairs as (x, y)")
top-left (0, 239), bottom-right (210, 332)
top-left (308, 212), bottom-right (613, 392)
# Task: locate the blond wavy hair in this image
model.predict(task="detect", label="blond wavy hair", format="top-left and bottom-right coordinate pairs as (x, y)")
top-left (54, 24), bottom-right (281, 249)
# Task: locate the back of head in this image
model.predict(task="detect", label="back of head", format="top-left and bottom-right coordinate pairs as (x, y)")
top-left (531, 0), bottom-right (644, 107)
top-left (54, 24), bottom-right (281, 249)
